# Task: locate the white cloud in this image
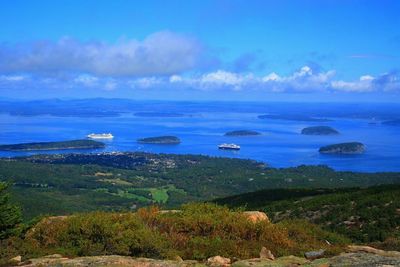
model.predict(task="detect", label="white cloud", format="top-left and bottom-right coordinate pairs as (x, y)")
top-left (0, 31), bottom-right (203, 77)
top-left (104, 80), bottom-right (117, 91)
top-left (129, 77), bottom-right (162, 89)
top-left (331, 75), bottom-right (375, 92)
top-left (1, 64), bottom-right (399, 94)
top-left (0, 75), bottom-right (26, 82)
top-left (74, 74), bottom-right (98, 87)
top-left (169, 75), bottom-right (183, 83)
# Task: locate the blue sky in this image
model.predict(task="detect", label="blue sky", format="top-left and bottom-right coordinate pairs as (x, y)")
top-left (0, 0), bottom-right (399, 101)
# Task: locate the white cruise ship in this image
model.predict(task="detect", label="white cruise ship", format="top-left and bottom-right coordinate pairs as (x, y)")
top-left (87, 133), bottom-right (114, 139)
top-left (218, 143), bottom-right (240, 150)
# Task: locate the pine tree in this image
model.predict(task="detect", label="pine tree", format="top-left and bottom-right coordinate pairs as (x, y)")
top-left (0, 182), bottom-right (22, 239)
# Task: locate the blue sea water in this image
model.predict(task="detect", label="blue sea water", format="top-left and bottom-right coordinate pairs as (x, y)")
top-left (0, 102), bottom-right (399, 172)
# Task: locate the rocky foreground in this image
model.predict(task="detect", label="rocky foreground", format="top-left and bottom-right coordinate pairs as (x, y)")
top-left (8, 246), bottom-right (400, 267)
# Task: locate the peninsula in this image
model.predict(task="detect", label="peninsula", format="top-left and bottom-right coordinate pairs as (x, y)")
top-left (0, 139), bottom-right (105, 151)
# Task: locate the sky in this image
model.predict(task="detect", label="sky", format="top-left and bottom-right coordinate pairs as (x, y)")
top-left (0, 0), bottom-right (399, 102)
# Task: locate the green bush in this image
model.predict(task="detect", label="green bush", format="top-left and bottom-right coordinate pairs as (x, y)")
top-left (0, 203), bottom-right (347, 262)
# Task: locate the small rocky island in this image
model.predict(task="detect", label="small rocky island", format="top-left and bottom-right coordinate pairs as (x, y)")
top-left (301, 126), bottom-right (339, 135)
top-left (0, 139), bottom-right (105, 151)
top-left (319, 142), bottom-right (365, 154)
top-left (134, 112), bottom-right (185, 117)
top-left (224, 130), bottom-right (261, 136)
top-left (137, 136), bottom-right (181, 144)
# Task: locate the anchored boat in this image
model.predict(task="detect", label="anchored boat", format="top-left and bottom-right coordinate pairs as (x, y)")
top-left (218, 143), bottom-right (240, 150)
top-left (87, 133), bottom-right (114, 139)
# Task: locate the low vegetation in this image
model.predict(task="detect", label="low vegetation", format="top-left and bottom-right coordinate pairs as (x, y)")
top-left (0, 203), bottom-right (348, 265)
top-left (214, 185), bottom-right (400, 248)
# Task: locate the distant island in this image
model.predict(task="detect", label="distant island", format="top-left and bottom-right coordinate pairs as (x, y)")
top-left (301, 126), bottom-right (339, 135)
top-left (134, 112), bottom-right (186, 117)
top-left (224, 130), bottom-right (261, 136)
top-left (382, 119), bottom-right (400, 126)
top-left (258, 114), bottom-right (332, 122)
top-left (319, 142), bottom-right (365, 154)
top-left (137, 136), bottom-right (181, 144)
top-left (0, 139), bottom-right (105, 151)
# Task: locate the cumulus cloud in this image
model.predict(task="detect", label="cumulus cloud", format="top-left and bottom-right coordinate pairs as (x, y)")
top-left (0, 31), bottom-right (203, 77)
top-left (1, 63), bottom-right (399, 94)
top-left (0, 75), bottom-right (26, 82)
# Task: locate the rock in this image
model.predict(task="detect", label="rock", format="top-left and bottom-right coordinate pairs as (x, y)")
top-left (242, 211), bottom-right (269, 223)
top-left (318, 252), bottom-right (400, 266)
top-left (304, 249), bottom-right (325, 260)
top-left (9, 255), bottom-right (22, 264)
top-left (259, 247), bottom-right (274, 260)
top-left (232, 256), bottom-right (309, 267)
top-left (20, 255), bottom-right (203, 267)
top-left (173, 255), bottom-right (184, 262)
top-left (43, 254), bottom-right (65, 259)
top-left (207, 256), bottom-right (231, 266)
top-left (158, 210), bottom-right (182, 214)
top-left (347, 245), bottom-right (400, 258)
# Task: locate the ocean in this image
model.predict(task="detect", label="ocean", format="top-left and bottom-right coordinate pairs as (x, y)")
top-left (0, 100), bottom-right (399, 172)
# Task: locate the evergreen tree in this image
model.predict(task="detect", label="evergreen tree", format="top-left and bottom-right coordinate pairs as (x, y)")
top-left (0, 182), bottom-right (22, 239)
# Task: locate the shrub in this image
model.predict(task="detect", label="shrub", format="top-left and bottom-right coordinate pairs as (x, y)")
top-left (1, 203), bottom-right (347, 262)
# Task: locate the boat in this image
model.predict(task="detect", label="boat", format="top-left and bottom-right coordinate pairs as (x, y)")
top-left (87, 133), bottom-right (114, 139)
top-left (218, 143), bottom-right (240, 150)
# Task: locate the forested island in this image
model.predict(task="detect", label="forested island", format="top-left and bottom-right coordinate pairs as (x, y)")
top-left (319, 142), bottom-right (365, 154)
top-left (224, 130), bottom-right (261, 136)
top-left (301, 126), bottom-right (339, 135)
top-left (137, 136), bottom-right (181, 144)
top-left (0, 139), bottom-right (105, 151)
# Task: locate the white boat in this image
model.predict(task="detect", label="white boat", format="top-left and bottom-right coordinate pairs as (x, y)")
top-left (87, 133), bottom-right (114, 139)
top-left (218, 143), bottom-right (240, 150)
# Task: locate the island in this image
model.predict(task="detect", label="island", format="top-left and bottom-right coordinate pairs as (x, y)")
top-left (319, 142), bottom-right (365, 154)
top-left (0, 139), bottom-right (105, 151)
top-left (137, 136), bottom-right (181, 144)
top-left (224, 130), bottom-right (261, 136)
top-left (382, 119), bottom-right (400, 126)
top-left (134, 112), bottom-right (186, 117)
top-left (301, 126), bottom-right (339, 135)
top-left (258, 114), bottom-right (332, 122)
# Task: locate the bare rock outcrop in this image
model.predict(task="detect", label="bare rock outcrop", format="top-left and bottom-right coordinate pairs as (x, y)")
top-left (206, 256), bottom-right (231, 267)
top-left (242, 211), bottom-right (269, 223)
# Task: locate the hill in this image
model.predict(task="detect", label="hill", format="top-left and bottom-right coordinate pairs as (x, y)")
top-left (1, 153), bottom-right (400, 219)
top-left (214, 185), bottom-right (400, 246)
